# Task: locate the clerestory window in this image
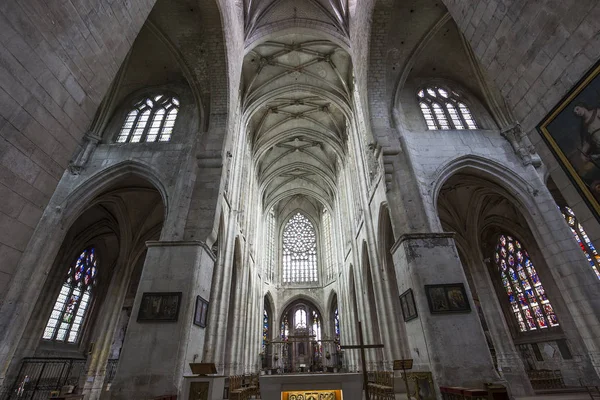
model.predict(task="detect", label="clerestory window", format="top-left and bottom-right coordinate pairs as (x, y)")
top-left (282, 212), bottom-right (318, 283)
top-left (43, 247), bottom-right (98, 343)
top-left (116, 95), bottom-right (179, 143)
top-left (494, 235), bottom-right (559, 333)
top-left (418, 86), bottom-right (477, 130)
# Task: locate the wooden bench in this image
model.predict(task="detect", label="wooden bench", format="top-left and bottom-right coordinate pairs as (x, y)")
top-left (229, 374), bottom-right (260, 400)
top-left (367, 371), bottom-right (394, 400)
top-left (526, 369), bottom-right (564, 390)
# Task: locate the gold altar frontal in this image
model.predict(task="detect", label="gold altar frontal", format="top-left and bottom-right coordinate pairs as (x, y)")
top-left (282, 389), bottom-right (341, 400)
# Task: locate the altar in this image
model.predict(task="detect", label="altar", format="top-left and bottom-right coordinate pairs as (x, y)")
top-left (260, 373), bottom-right (363, 400)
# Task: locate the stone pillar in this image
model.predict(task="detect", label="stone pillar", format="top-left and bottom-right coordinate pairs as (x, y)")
top-left (391, 233), bottom-right (499, 390)
top-left (110, 241), bottom-right (215, 400)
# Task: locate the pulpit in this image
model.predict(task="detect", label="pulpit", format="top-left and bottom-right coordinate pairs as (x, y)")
top-left (182, 363), bottom-right (225, 400)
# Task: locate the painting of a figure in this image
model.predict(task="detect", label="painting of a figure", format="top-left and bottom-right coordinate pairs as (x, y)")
top-left (538, 61), bottom-right (600, 219)
top-left (425, 283), bottom-right (471, 314)
top-left (137, 292), bottom-right (182, 322)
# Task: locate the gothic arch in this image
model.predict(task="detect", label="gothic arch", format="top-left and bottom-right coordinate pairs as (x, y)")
top-left (245, 26), bottom-right (350, 55)
top-left (278, 294), bottom-right (325, 323)
top-left (61, 160), bottom-right (170, 230)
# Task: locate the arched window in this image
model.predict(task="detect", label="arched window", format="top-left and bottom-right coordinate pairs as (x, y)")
top-left (263, 309), bottom-right (269, 352)
top-left (334, 306), bottom-right (340, 340)
top-left (560, 206), bottom-right (600, 280)
top-left (494, 235), bottom-right (559, 332)
top-left (266, 209), bottom-right (276, 282)
top-left (282, 212), bottom-right (318, 283)
top-left (43, 247), bottom-right (98, 343)
top-left (417, 86), bottom-right (477, 130)
top-left (116, 95), bottom-right (179, 143)
top-left (322, 209), bottom-right (333, 281)
top-left (294, 309), bottom-right (307, 328)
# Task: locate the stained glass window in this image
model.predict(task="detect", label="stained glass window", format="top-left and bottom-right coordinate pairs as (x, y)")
top-left (417, 86), bottom-right (478, 130)
top-left (494, 235), bottom-right (559, 332)
top-left (334, 307), bottom-right (340, 338)
top-left (43, 247), bottom-right (98, 343)
top-left (560, 206), bottom-right (600, 280)
top-left (295, 309), bottom-right (307, 328)
top-left (263, 309), bottom-right (269, 352)
top-left (282, 212), bottom-right (318, 283)
top-left (266, 209), bottom-right (275, 282)
top-left (322, 209), bottom-right (333, 281)
top-left (116, 95), bottom-right (179, 143)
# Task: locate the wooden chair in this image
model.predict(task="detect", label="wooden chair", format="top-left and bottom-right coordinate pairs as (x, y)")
top-left (230, 376), bottom-right (246, 400)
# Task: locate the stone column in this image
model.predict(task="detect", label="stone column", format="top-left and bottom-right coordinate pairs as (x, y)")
top-left (110, 241), bottom-right (215, 400)
top-left (391, 233), bottom-right (499, 390)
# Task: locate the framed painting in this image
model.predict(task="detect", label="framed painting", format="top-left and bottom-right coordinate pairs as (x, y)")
top-left (137, 292), bottom-right (182, 322)
top-left (399, 288), bottom-right (418, 322)
top-left (425, 283), bottom-right (470, 314)
top-left (194, 295), bottom-right (209, 328)
top-left (537, 60), bottom-right (600, 221)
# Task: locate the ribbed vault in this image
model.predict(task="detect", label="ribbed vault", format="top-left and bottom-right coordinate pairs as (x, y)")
top-left (242, 31), bottom-right (353, 210)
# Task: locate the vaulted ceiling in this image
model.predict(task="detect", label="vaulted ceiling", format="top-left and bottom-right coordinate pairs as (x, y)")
top-left (243, 0), bottom-right (349, 43)
top-left (242, 30), bottom-right (353, 211)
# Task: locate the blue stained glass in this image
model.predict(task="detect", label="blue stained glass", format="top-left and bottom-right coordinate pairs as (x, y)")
top-left (494, 235), bottom-right (559, 332)
top-left (43, 247), bottom-right (98, 343)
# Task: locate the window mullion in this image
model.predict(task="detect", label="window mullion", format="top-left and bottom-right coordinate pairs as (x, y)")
top-left (127, 111), bottom-right (143, 142)
top-left (157, 106), bottom-right (169, 142)
top-left (140, 107), bottom-right (154, 143)
top-left (455, 100), bottom-right (470, 129)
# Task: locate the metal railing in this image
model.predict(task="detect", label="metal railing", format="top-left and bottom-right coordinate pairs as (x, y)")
top-left (0, 357), bottom-right (87, 400)
top-left (0, 357), bottom-right (119, 400)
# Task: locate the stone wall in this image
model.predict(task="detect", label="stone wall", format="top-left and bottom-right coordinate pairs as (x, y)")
top-left (443, 0), bottom-right (600, 250)
top-left (0, 0), bottom-right (157, 303)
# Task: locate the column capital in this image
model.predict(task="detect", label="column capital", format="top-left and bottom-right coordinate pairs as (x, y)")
top-left (390, 232), bottom-right (455, 254)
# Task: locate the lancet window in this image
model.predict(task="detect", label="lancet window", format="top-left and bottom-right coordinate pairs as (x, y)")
top-left (263, 309), bottom-right (269, 352)
top-left (418, 86), bottom-right (477, 130)
top-left (282, 212), bottom-right (318, 283)
top-left (560, 206), bottom-right (600, 280)
top-left (494, 235), bottom-right (559, 332)
top-left (322, 209), bottom-right (333, 281)
top-left (265, 209), bottom-right (276, 282)
top-left (116, 95), bottom-right (179, 143)
top-left (43, 247), bottom-right (98, 343)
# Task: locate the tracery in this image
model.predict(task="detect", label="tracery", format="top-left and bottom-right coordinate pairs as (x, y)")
top-left (282, 212), bottom-right (318, 283)
top-left (43, 248), bottom-right (98, 343)
top-left (418, 86), bottom-right (477, 130)
top-left (116, 95), bottom-right (179, 143)
top-left (494, 235), bottom-right (559, 332)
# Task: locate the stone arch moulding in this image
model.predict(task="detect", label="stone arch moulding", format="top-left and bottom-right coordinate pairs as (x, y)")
top-left (326, 290), bottom-right (338, 316)
top-left (61, 160), bottom-right (170, 230)
top-left (277, 294), bottom-right (325, 325)
top-left (430, 154), bottom-right (538, 213)
top-left (244, 25), bottom-right (351, 56)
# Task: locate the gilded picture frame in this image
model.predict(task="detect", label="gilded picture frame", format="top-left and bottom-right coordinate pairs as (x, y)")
top-left (537, 60), bottom-right (600, 221)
